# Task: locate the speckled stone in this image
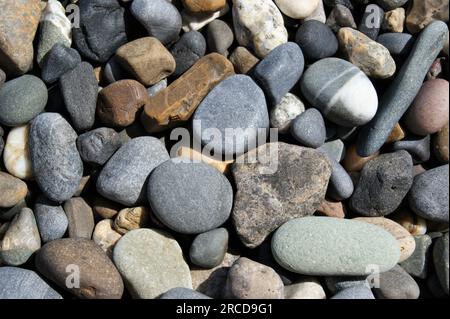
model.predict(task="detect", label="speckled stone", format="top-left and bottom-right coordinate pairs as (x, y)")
top-left (392, 135), bottom-right (431, 164)
top-left (170, 31), bottom-right (206, 76)
top-left (373, 265), bottom-right (420, 299)
top-left (270, 93), bottom-right (305, 134)
top-left (159, 288), bottom-right (211, 299)
top-left (207, 20), bottom-right (234, 56)
top-left (400, 234), bottom-right (433, 279)
top-left (331, 285), bottom-right (375, 299)
top-left (64, 197), bottom-right (95, 239)
top-left (0, 172), bottom-right (28, 209)
top-left (41, 44), bottom-right (81, 84)
top-left (382, 8), bottom-right (406, 33)
top-left (326, 4), bottom-right (357, 33)
top-left (190, 228), bottom-right (229, 269)
top-left (295, 20), bottom-right (338, 61)
top-left (77, 128), bottom-right (121, 165)
top-left (34, 195), bottom-right (68, 243)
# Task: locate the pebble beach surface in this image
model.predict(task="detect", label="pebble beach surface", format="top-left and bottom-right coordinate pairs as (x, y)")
top-left (0, 0), bottom-right (449, 300)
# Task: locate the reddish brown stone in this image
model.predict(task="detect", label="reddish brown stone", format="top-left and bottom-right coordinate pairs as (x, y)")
top-left (182, 0), bottom-right (227, 12)
top-left (141, 53), bottom-right (234, 133)
top-left (316, 198), bottom-right (346, 218)
top-left (342, 144), bottom-right (379, 172)
top-left (97, 80), bottom-right (148, 128)
top-left (386, 122), bottom-right (406, 143)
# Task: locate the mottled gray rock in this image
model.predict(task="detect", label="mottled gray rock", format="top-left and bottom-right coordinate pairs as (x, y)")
top-left (400, 234), bottom-right (433, 279)
top-left (148, 159), bottom-right (233, 234)
top-left (170, 31), bottom-right (206, 76)
top-left (326, 4), bottom-right (357, 33)
top-left (359, 4), bottom-right (384, 40)
top-left (97, 136), bottom-right (169, 206)
top-left (350, 151), bottom-right (413, 216)
top-left (377, 33), bottom-right (415, 56)
top-left (291, 108), bottom-right (326, 148)
top-left (76, 128), bottom-right (122, 165)
top-left (41, 44), bottom-right (81, 84)
top-left (29, 113), bottom-right (83, 203)
top-left (392, 135), bottom-right (430, 164)
top-left (433, 232), bottom-right (449, 294)
top-left (159, 288), bottom-right (211, 299)
top-left (269, 93), bottom-right (305, 133)
top-left (207, 20), bottom-right (234, 56)
top-left (295, 20), bottom-right (338, 61)
top-left (34, 195), bottom-right (68, 243)
top-left (190, 228), bottom-right (229, 269)
top-left (408, 165), bottom-right (449, 223)
top-left (331, 285), bottom-right (375, 299)
top-left (373, 265), bottom-right (420, 299)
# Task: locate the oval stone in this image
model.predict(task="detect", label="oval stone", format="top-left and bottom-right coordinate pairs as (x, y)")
top-left (300, 58), bottom-right (378, 127)
top-left (29, 113), bottom-right (83, 203)
top-left (271, 217), bottom-right (401, 276)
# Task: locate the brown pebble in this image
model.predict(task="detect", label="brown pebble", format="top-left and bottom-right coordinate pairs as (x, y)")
top-left (342, 144), bottom-right (379, 172)
top-left (182, 0), bottom-right (226, 12)
top-left (64, 197), bottom-right (95, 239)
top-left (177, 146), bottom-right (233, 174)
top-left (386, 123), bottom-right (406, 143)
top-left (74, 175), bottom-right (91, 197)
top-left (433, 122), bottom-right (449, 163)
top-left (93, 196), bottom-right (122, 219)
top-left (229, 46), bottom-right (259, 74)
top-left (316, 198), bottom-right (346, 218)
top-left (0, 172), bottom-right (28, 208)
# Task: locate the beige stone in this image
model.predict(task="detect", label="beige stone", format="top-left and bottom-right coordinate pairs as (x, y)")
top-left (285, 277), bottom-right (326, 299)
top-left (406, 0), bottom-right (449, 34)
top-left (177, 146), bottom-right (233, 174)
top-left (0, 172), bottom-right (28, 208)
top-left (113, 206), bottom-right (150, 235)
top-left (229, 46), bottom-right (260, 74)
top-left (390, 209), bottom-right (427, 236)
top-left (93, 219), bottom-right (122, 257)
top-left (383, 8), bottom-right (405, 33)
top-left (316, 198), bottom-right (346, 218)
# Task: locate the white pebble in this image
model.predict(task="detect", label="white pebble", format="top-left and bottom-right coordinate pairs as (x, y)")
top-left (3, 124), bottom-right (33, 180)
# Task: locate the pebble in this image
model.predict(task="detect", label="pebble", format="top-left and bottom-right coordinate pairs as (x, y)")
top-left (318, 139), bottom-right (345, 162)
top-left (170, 31), bottom-right (206, 77)
top-left (325, 276), bottom-right (369, 294)
top-left (225, 257), bottom-right (284, 299)
top-left (116, 37), bottom-right (176, 86)
top-left (232, 0), bottom-right (288, 58)
top-left (350, 151), bottom-right (413, 217)
top-left (0, 0), bottom-right (41, 75)
top-left (342, 144), bottom-right (379, 172)
top-left (182, 0), bottom-right (226, 13)
top-left (60, 62), bottom-right (98, 132)
top-left (295, 20), bottom-right (338, 61)
top-left (192, 74), bottom-right (269, 156)
top-left (270, 93), bottom-right (305, 134)
top-left (72, 0), bottom-right (127, 63)
top-left (404, 79), bottom-right (449, 136)
top-left (177, 146), bottom-right (234, 174)
top-left (272, 217), bottom-right (401, 276)
top-left (325, 155), bottom-right (354, 201)
top-left (113, 206), bottom-right (150, 235)
top-left (284, 277), bottom-right (326, 299)
top-left (93, 196), bottom-right (122, 220)
top-left (377, 33), bottom-right (415, 56)
top-left (0, 172), bottom-right (28, 209)
top-left (148, 159), bottom-right (233, 234)
top-left (326, 4), bottom-right (357, 33)
top-left (354, 217), bottom-right (416, 262)
top-left (102, 56), bottom-right (130, 85)
top-left (305, 0), bottom-right (326, 23)
top-left (359, 4), bottom-right (384, 40)
top-left (331, 285), bottom-right (375, 299)
top-left (386, 122), bottom-right (406, 143)
top-left (182, 4), bottom-right (229, 32)
top-left (357, 21), bottom-right (448, 157)
top-left (29, 113), bottom-right (83, 203)
top-left (408, 164), bottom-right (449, 223)
top-left (229, 46), bottom-right (260, 74)
top-left (0, 267), bottom-right (62, 299)
top-left (376, 0), bottom-right (408, 10)
top-left (92, 219), bottom-right (122, 257)
top-left (316, 198), bottom-right (346, 218)
top-left (300, 58), bottom-right (378, 127)
top-left (97, 136), bottom-right (169, 206)
top-left (434, 123), bottom-right (449, 163)
top-left (64, 197), bottom-right (95, 239)
top-left (142, 53), bottom-right (234, 133)
top-left (337, 27), bottom-right (396, 79)
top-left (36, 238), bottom-right (124, 299)
top-left (382, 8), bottom-right (406, 33)
top-left (433, 232), bottom-right (449, 294)
top-left (373, 265), bottom-right (420, 299)
top-left (232, 143), bottom-right (332, 248)
top-left (392, 135), bottom-right (431, 163)
top-left (0, 75), bottom-right (48, 127)
top-left (34, 195), bottom-right (68, 243)
top-left (0, 68), bottom-right (5, 87)
top-left (159, 287), bottom-right (211, 299)
top-left (36, 0), bottom-right (72, 66)
top-left (390, 209), bottom-right (428, 235)
top-left (0, 199), bottom-right (27, 222)
top-left (41, 44), bottom-right (81, 84)
top-left (291, 108), bottom-right (326, 148)
top-left (76, 128), bottom-right (122, 166)
top-left (131, 0), bottom-right (182, 45)
top-left (113, 229), bottom-right (192, 299)
top-left (275, 0), bottom-right (320, 19)
top-left (207, 20), bottom-right (234, 56)
top-left (400, 234), bottom-right (433, 279)
top-left (147, 79), bottom-right (168, 97)
top-left (190, 228), bottom-right (229, 269)
top-left (97, 80), bottom-right (149, 128)
top-left (406, 0), bottom-right (449, 34)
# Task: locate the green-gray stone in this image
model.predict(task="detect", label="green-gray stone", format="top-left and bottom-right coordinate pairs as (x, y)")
top-left (433, 232), bottom-right (449, 294)
top-left (399, 234), bottom-right (432, 279)
top-left (37, 21), bottom-right (71, 66)
top-left (0, 75), bottom-right (48, 127)
top-left (271, 217), bottom-right (400, 276)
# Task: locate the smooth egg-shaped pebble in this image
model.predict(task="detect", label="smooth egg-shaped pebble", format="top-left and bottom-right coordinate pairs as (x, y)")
top-left (300, 58), bottom-right (378, 127)
top-left (0, 171), bottom-right (27, 209)
top-left (148, 159), bottom-right (233, 234)
top-left (271, 217), bottom-right (401, 276)
top-left (113, 228), bottom-right (192, 299)
top-left (295, 20), bottom-right (338, 61)
top-left (377, 33), bottom-right (415, 56)
top-left (29, 113), bottom-right (83, 203)
top-left (34, 195), bottom-right (68, 243)
top-left (3, 124), bottom-right (33, 180)
top-left (35, 238), bottom-right (124, 299)
top-left (291, 108), bottom-right (326, 148)
top-left (96, 136), bottom-right (169, 206)
top-left (190, 228), bottom-right (229, 269)
top-left (404, 79), bottom-right (449, 136)
top-left (0, 75), bottom-right (48, 127)
top-left (275, 0), bottom-right (319, 19)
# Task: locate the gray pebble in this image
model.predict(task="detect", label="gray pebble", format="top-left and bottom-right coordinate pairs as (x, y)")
top-left (359, 4), bottom-right (384, 40)
top-left (400, 234), bottom-right (433, 279)
top-left (318, 139), bottom-right (345, 162)
top-left (170, 31), bottom-right (206, 77)
top-left (376, 0), bottom-right (409, 10)
top-left (433, 232), bottom-right (449, 294)
top-left (377, 33), bottom-right (415, 56)
top-left (325, 276), bottom-right (369, 294)
top-left (326, 4), bottom-right (357, 33)
top-left (373, 265), bottom-right (420, 299)
top-left (291, 108), bottom-right (326, 148)
top-left (159, 287), bottom-right (212, 299)
top-left (41, 44), bottom-right (81, 84)
top-left (331, 285), bottom-right (375, 299)
top-left (63, 197), bottom-right (95, 239)
top-left (392, 135), bottom-right (430, 164)
top-left (190, 228), bottom-right (229, 269)
top-left (34, 195), bottom-right (68, 243)
top-left (295, 20), bottom-right (338, 61)
top-left (207, 20), bottom-right (234, 56)
top-left (325, 156), bottom-right (354, 200)
top-left (76, 127), bottom-right (122, 165)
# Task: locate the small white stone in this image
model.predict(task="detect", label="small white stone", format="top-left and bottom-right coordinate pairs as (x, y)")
top-left (270, 93), bottom-right (305, 133)
top-left (275, 0), bottom-right (320, 20)
top-left (41, 0), bottom-right (72, 43)
top-left (182, 4), bottom-right (229, 32)
top-left (232, 0), bottom-right (288, 58)
top-left (93, 219), bottom-right (122, 258)
top-left (3, 124), bottom-right (33, 180)
top-left (304, 0), bottom-right (326, 24)
top-left (285, 277), bottom-right (327, 299)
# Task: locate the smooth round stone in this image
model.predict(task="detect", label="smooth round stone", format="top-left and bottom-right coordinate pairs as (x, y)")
top-left (207, 19), bottom-right (234, 56)
top-left (0, 172), bottom-right (27, 209)
top-left (318, 139), bottom-right (345, 162)
top-left (354, 217), bottom-right (416, 262)
top-left (34, 195), bottom-right (68, 243)
top-left (377, 33), bottom-right (415, 56)
top-left (399, 234), bottom-right (433, 279)
top-left (350, 151), bottom-right (413, 217)
top-left (291, 108), bottom-right (326, 148)
top-left (131, 0), bottom-right (182, 45)
top-left (373, 265), bottom-right (420, 299)
top-left (284, 277), bottom-right (326, 299)
top-left (29, 113), bottom-right (83, 203)
top-left (41, 44), bottom-right (81, 84)
top-left (252, 42), bottom-right (304, 106)
top-left (190, 228), bottom-right (229, 269)
top-left (404, 79), bottom-right (449, 136)
top-left (392, 135), bottom-right (430, 164)
top-left (0, 267), bottom-right (62, 299)
top-left (0, 208), bottom-right (41, 266)
top-left (36, 238), bottom-right (124, 299)
top-left (0, 75), bottom-right (48, 127)
top-left (271, 217), bottom-right (401, 276)
top-left (64, 197), bottom-right (95, 239)
top-left (148, 159), bottom-right (233, 234)
top-left (433, 232), bottom-right (449, 294)
top-left (3, 124), bottom-right (33, 180)
top-left (270, 93), bottom-right (305, 134)
top-left (295, 20), bottom-right (338, 61)
top-left (326, 4), bottom-right (357, 33)
top-left (300, 58), bottom-right (378, 127)
top-left (359, 4), bottom-right (384, 40)
top-left (159, 288), bottom-right (211, 299)
top-left (434, 123), bottom-right (449, 163)
top-left (76, 128), bottom-right (122, 166)
top-left (113, 229), bottom-right (192, 299)
top-left (170, 31), bottom-right (206, 77)
top-left (193, 74), bottom-right (269, 156)
top-left (97, 136), bottom-right (169, 206)
top-left (331, 285), bottom-right (375, 299)
top-left (408, 164), bottom-right (449, 223)
top-left (92, 219), bottom-right (122, 257)
top-left (275, 0), bottom-right (319, 19)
